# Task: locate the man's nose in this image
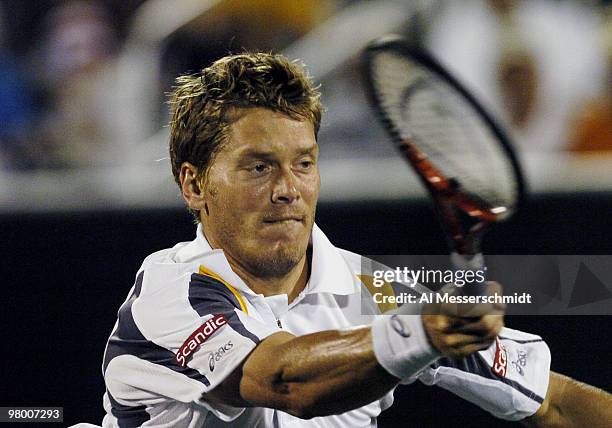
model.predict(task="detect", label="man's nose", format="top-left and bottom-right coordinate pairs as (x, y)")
top-left (271, 168), bottom-right (300, 203)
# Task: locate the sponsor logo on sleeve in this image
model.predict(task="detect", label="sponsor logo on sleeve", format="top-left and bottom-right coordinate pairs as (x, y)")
top-left (511, 349), bottom-right (528, 375)
top-left (176, 314), bottom-right (228, 367)
top-left (492, 337), bottom-right (508, 378)
top-left (208, 341), bottom-right (234, 372)
top-left (390, 315), bottom-right (412, 338)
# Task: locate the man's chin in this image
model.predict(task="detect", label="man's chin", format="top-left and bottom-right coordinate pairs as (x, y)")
top-left (261, 220), bottom-right (307, 239)
top-left (246, 245), bottom-right (305, 279)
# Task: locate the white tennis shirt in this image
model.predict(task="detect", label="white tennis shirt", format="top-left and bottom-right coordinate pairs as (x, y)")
top-left (101, 224), bottom-right (550, 427)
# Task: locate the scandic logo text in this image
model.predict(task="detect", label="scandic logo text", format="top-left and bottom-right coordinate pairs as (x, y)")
top-left (492, 337), bottom-right (508, 378)
top-left (176, 314), bottom-right (228, 367)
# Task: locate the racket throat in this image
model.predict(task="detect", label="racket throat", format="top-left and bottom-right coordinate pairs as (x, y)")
top-left (401, 140), bottom-right (492, 255)
top-left (439, 201), bottom-right (488, 256)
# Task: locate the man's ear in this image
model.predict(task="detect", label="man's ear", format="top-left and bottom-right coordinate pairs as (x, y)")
top-left (179, 162), bottom-right (206, 212)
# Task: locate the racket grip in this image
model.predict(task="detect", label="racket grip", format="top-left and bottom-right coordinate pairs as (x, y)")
top-left (450, 252), bottom-right (484, 271)
top-left (450, 252), bottom-right (487, 296)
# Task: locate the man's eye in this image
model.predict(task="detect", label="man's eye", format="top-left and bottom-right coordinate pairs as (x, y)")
top-left (252, 163), bottom-right (269, 173)
top-left (299, 160), bottom-right (313, 169)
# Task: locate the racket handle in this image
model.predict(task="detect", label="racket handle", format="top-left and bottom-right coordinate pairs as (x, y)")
top-left (450, 252), bottom-right (484, 271)
top-left (450, 252), bottom-right (487, 296)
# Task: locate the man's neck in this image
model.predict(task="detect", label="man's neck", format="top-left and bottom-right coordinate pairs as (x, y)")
top-left (201, 229), bottom-right (311, 303)
top-left (226, 254), bottom-right (310, 304)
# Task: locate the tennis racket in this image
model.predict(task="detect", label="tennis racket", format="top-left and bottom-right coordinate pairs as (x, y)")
top-left (362, 35), bottom-right (525, 295)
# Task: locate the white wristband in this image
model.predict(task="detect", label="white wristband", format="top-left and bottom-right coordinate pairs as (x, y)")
top-left (371, 314), bottom-right (439, 381)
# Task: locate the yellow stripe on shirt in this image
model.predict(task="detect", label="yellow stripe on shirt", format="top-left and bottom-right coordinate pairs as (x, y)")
top-left (198, 264), bottom-right (249, 314)
top-left (357, 274), bottom-right (398, 313)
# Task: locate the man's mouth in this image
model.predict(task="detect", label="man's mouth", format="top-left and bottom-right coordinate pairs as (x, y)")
top-left (263, 216), bottom-right (304, 224)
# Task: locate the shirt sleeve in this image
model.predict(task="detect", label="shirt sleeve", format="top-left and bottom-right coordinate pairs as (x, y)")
top-left (415, 326), bottom-right (551, 421)
top-left (180, 271), bottom-right (280, 391)
top-left (103, 267), bottom-right (280, 425)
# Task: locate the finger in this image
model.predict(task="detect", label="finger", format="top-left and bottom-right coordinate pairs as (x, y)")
top-left (440, 288), bottom-right (507, 318)
top-left (444, 316), bottom-right (482, 329)
top-left (486, 281), bottom-right (503, 296)
top-left (437, 315), bottom-right (494, 333)
top-left (441, 309), bottom-right (504, 332)
top-left (453, 341), bottom-right (494, 357)
top-left (441, 333), bottom-right (496, 348)
top-left (454, 301), bottom-right (503, 318)
top-left (453, 314), bottom-right (504, 337)
top-left (486, 281), bottom-right (506, 312)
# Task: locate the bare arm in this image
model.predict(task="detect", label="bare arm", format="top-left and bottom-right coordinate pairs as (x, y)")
top-left (204, 304), bottom-right (502, 419)
top-left (205, 328), bottom-right (398, 418)
top-left (523, 372), bottom-right (612, 428)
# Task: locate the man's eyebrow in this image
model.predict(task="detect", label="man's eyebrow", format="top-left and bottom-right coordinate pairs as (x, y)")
top-left (296, 145), bottom-right (319, 156)
top-left (240, 144), bottom-right (319, 158)
top-left (238, 150), bottom-right (277, 161)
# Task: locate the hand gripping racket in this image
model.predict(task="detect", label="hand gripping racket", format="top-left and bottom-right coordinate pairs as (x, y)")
top-left (362, 35), bottom-right (525, 295)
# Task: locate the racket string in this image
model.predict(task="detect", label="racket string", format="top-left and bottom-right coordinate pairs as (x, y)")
top-left (371, 51), bottom-right (518, 209)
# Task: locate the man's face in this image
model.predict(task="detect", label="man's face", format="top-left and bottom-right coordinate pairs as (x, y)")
top-left (201, 107), bottom-right (320, 278)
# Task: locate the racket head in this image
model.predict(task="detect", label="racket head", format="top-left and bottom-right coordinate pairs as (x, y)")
top-left (362, 35), bottom-right (526, 253)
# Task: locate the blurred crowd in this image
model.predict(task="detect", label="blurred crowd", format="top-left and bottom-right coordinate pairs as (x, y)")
top-left (0, 0), bottom-right (610, 172)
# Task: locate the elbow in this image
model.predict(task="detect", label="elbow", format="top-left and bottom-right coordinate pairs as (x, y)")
top-left (288, 406), bottom-right (317, 420)
top-left (240, 366), bottom-right (322, 419)
top-left (239, 334), bottom-right (328, 419)
top-left (250, 383), bottom-right (323, 419)
top-left (280, 388), bottom-right (324, 420)
top-left (269, 362), bottom-right (329, 419)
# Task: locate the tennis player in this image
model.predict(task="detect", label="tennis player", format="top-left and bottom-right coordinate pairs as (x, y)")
top-left (99, 53), bottom-right (611, 427)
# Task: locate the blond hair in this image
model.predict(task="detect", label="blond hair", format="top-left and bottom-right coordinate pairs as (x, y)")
top-left (168, 52), bottom-right (322, 192)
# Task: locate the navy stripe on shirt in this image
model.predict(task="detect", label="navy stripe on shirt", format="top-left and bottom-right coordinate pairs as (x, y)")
top-left (188, 273), bottom-right (260, 345)
top-left (107, 390), bottom-right (150, 428)
top-left (498, 336), bottom-right (544, 344)
top-left (103, 271), bottom-right (211, 387)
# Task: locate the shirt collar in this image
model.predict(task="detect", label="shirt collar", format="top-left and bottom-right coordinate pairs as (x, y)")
top-left (306, 223), bottom-right (358, 295)
top-left (175, 224), bottom-right (257, 295)
top-left (175, 223), bottom-right (358, 296)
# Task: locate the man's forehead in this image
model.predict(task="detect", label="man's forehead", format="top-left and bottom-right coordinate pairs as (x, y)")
top-left (224, 107), bottom-right (318, 156)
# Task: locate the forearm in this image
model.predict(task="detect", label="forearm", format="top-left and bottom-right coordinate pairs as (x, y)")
top-left (241, 327), bottom-right (399, 417)
top-left (211, 307), bottom-right (496, 418)
top-left (523, 372), bottom-right (612, 428)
